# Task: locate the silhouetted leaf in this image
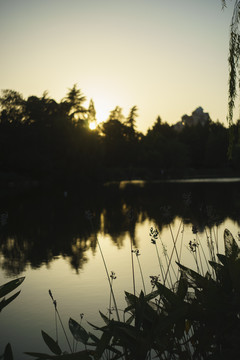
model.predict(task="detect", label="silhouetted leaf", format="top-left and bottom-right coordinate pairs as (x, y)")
top-left (87, 321), bottom-right (105, 331)
top-left (143, 289), bottom-right (159, 302)
top-left (209, 260), bottom-right (224, 274)
top-left (224, 229), bottom-right (240, 259)
top-left (3, 343), bottom-right (13, 360)
top-left (177, 262), bottom-right (213, 289)
top-left (41, 331), bottom-right (62, 355)
top-left (24, 353), bottom-right (52, 359)
top-left (68, 318), bottom-right (89, 344)
top-left (95, 328), bottom-right (112, 359)
top-left (25, 350), bottom-right (93, 359)
top-left (125, 314), bottom-right (134, 325)
top-left (124, 291), bottom-right (138, 313)
top-left (87, 332), bottom-right (99, 346)
top-left (0, 291), bottom-right (21, 312)
top-left (155, 281), bottom-right (180, 305)
top-left (217, 253), bottom-right (227, 265)
top-left (0, 277), bottom-right (25, 299)
top-left (99, 311), bottom-right (110, 325)
top-left (176, 274), bottom-right (188, 300)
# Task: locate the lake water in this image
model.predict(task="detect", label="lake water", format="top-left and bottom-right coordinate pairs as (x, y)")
top-left (1, 180), bottom-right (240, 359)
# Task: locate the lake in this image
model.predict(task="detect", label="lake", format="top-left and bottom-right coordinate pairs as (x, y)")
top-left (1, 179), bottom-right (240, 359)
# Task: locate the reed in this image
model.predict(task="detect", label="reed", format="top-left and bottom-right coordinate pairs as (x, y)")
top-left (25, 221), bottom-right (240, 359)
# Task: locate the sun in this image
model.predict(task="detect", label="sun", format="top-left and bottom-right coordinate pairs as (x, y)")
top-left (87, 93), bottom-right (116, 130)
top-left (89, 122), bottom-right (97, 130)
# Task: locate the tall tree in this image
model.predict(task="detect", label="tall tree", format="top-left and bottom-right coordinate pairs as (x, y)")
top-left (25, 92), bottom-right (60, 126)
top-left (125, 105), bottom-right (138, 131)
top-left (62, 84), bottom-right (87, 124)
top-left (226, 0), bottom-right (240, 155)
top-left (0, 89), bottom-right (25, 125)
top-left (108, 106), bottom-right (125, 122)
top-left (87, 98), bottom-right (97, 128)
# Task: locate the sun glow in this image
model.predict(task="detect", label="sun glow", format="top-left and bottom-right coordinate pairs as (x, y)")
top-left (89, 122), bottom-right (97, 130)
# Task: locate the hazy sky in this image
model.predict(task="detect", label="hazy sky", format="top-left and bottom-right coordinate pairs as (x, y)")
top-left (0, 0), bottom-right (236, 133)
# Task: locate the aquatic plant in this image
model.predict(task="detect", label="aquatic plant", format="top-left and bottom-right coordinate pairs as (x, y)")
top-left (25, 227), bottom-right (240, 359)
top-left (0, 276), bottom-right (25, 359)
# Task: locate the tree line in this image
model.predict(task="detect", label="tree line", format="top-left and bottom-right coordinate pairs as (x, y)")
top-left (0, 85), bottom-right (240, 187)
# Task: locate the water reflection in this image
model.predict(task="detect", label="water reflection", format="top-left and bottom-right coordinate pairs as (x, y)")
top-left (1, 181), bottom-right (240, 276)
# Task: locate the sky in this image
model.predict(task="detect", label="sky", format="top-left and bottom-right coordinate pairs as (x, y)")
top-left (0, 0), bottom-right (237, 133)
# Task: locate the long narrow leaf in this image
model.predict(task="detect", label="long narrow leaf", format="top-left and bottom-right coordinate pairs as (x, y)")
top-left (41, 331), bottom-right (62, 355)
top-left (3, 343), bottom-right (13, 360)
top-left (217, 253), bottom-right (227, 265)
top-left (177, 262), bottom-right (213, 289)
top-left (124, 291), bottom-right (138, 312)
top-left (24, 352), bottom-right (53, 359)
top-left (99, 311), bottom-right (110, 325)
top-left (95, 330), bottom-right (112, 360)
top-left (25, 350), bottom-right (93, 359)
top-left (155, 282), bottom-right (180, 305)
top-left (209, 261), bottom-right (224, 274)
top-left (176, 274), bottom-right (188, 300)
top-left (0, 277), bottom-right (25, 299)
top-left (0, 291), bottom-right (21, 312)
top-left (87, 332), bottom-right (99, 346)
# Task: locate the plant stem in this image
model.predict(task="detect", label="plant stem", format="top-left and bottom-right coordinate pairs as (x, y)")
top-left (136, 255), bottom-right (146, 295)
top-left (49, 290), bottom-right (72, 353)
top-left (97, 237), bottom-right (120, 321)
top-left (130, 237), bottom-right (136, 297)
top-left (89, 216), bottom-right (120, 322)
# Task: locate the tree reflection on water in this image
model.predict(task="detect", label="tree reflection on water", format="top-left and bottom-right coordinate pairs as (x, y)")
top-left (1, 181), bottom-right (240, 276)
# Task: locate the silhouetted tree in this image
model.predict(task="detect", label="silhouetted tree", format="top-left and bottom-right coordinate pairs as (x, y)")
top-left (25, 92), bottom-right (60, 127)
top-left (205, 121), bottom-right (228, 167)
top-left (143, 117), bottom-right (189, 174)
top-left (0, 89), bottom-right (25, 125)
top-left (126, 105), bottom-right (137, 130)
top-left (101, 119), bottom-right (127, 167)
top-left (108, 106), bottom-right (125, 122)
top-left (87, 98), bottom-right (97, 128)
top-left (62, 84), bottom-right (88, 125)
top-left (124, 105), bottom-right (138, 141)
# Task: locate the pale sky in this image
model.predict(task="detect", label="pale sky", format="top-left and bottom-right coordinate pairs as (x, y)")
top-left (0, 0), bottom-right (236, 133)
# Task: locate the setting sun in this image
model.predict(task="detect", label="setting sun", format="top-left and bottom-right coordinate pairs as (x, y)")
top-left (89, 122), bottom-right (97, 130)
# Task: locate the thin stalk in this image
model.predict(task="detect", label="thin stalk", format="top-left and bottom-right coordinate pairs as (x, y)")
top-left (108, 278), bottom-right (113, 320)
top-left (168, 223), bottom-right (181, 264)
top-left (130, 238), bottom-right (136, 297)
top-left (193, 251), bottom-right (200, 274)
top-left (54, 308), bottom-right (58, 344)
top-left (155, 241), bottom-right (170, 287)
top-left (88, 216), bottom-right (120, 322)
top-left (209, 228), bottom-right (216, 263)
top-left (165, 250), bottom-right (178, 285)
top-left (49, 290), bottom-right (72, 353)
top-left (213, 226), bottom-right (219, 255)
top-left (135, 252), bottom-right (146, 295)
top-left (97, 239), bottom-right (120, 321)
top-left (204, 228), bottom-right (215, 276)
top-left (163, 221), bottom-right (182, 286)
top-left (196, 245), bottom-right (204, 276)
top-left (178, 224), bottom-right (185, 261)
top-left (196, 233), bottom-right (211, 274)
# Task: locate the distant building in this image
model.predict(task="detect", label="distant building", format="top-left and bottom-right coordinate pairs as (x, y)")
top-left (173, 107), bottom-right (210, 132)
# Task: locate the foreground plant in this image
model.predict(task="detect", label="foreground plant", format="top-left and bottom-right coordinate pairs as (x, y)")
top-left (93, 228), bottom-right (240, 359)
top-left (0, 276), bottom-right (25, 360)
top-left (24, 228), bottom-right (240, 359)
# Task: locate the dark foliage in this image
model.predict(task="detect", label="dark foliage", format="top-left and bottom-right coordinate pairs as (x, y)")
top-left (0, 87), bottom-right (239, 188)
